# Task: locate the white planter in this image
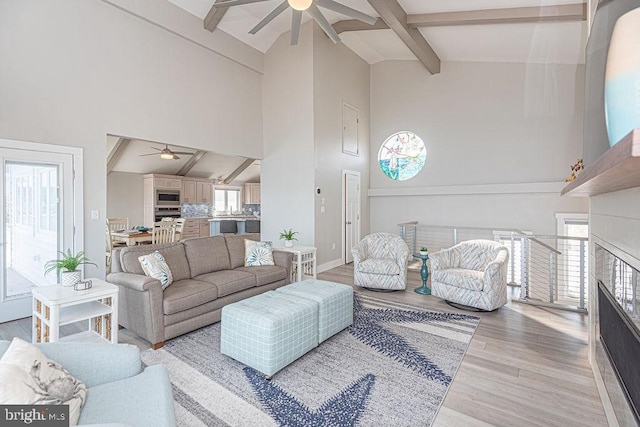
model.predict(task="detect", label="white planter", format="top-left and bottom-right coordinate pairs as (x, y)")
top-left (605, 7), bottom-right (640, 147)
top-left (419, 251), bottom-right (428, 256)
top-left (61, 270), bottom-right (81, 287)
top-left (284, 240), bottom-right (294, 248)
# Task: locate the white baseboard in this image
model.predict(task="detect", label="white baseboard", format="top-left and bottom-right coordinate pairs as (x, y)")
top-left (318, 258), bottom-right (345, 273)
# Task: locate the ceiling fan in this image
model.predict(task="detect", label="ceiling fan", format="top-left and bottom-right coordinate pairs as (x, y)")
top-left (140, 145), bottom-right (195, 160)
top-left (213, 0), bottom-right (377, 45)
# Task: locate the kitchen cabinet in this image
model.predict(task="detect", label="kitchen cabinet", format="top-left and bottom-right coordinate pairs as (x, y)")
top-left (243, 183), bottom-right (260, 204)
top-left (181, 218), bottom-right (211, 239)
top-left (153, 177), bottom-right (181, 190)
top-left (182, 180), bottom-right (212, 204)
top-left (182, 180), bottom-right (197, 204)
top-left (197, 181), bottom-right (213, 204)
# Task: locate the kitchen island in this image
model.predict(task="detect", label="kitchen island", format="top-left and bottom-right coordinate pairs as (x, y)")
top-left (209, 217), bottom-right (260, 236)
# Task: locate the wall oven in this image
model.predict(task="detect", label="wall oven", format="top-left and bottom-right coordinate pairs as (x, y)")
top-left (154, 207), bottom-right (181, 222)
top-left (156, 189), bottom-right (181, 205)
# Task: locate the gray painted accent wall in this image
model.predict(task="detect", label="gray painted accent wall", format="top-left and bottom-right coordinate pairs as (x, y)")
top-left (0, 0), bottom-right (264, 278)
top-left (370, 60), bottom-right (587, 235)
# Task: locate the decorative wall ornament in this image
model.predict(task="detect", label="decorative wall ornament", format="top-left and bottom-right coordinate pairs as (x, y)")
top-left (378, 131), bottom-right (426, 181)
top-left (604, 7), bottom-right (640, 147)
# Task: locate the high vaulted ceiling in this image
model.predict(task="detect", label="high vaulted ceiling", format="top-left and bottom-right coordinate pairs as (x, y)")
top-left (169, 0), bottom-right (588, 71)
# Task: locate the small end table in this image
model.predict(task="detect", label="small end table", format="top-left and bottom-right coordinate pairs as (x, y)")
top-left (413, 253), bottom-right (431, 295)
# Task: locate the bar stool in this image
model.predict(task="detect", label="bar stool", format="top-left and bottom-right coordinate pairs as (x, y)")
top-left (220, 220), bottom-right (237, 235)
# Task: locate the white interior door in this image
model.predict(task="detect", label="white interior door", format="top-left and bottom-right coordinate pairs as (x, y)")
top-left (0, 148), bottom-right (75, 323)
top-left (344, 171), bottom-right (360, 264)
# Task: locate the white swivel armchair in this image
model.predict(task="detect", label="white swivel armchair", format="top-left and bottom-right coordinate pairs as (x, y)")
top-left (430, 239), bottom-right (509, 311)
top-left (351, 233), bottom-right (410, 291)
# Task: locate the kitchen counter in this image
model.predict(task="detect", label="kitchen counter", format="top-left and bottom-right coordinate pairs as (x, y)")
top-left (209, 216), bottom-right (260, 221)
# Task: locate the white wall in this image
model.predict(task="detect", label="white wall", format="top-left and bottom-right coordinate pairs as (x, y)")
top-left (107, 172), bottom-right (145, 227)
top-left (370, 60), bottom-right (588, 235)
top-left (261, 24), bottom-right (315, 246)
top-left (312, 24), bottom-right (370, 267)
top-left (0, 0), bottom-right (264, 277)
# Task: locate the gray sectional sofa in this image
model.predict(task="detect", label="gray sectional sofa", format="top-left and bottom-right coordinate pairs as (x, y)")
top-left (107, 233), bottom-right (293, 349)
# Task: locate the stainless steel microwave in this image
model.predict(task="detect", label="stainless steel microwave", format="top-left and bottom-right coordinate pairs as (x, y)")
top-left (156, 189), bottom-right (180, 205)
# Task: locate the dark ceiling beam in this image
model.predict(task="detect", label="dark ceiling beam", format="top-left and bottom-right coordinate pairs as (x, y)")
top-left (176, 150), bottom-right (207, 176)
top-left (365, 0), bottom-right (440, 74)
top-left (107, 138), bottom-right (130, 175)
top-left (222, 158), bottom-right (256, 184)
top-left (333, 17), bottom-right (388, 34)
top-left (407, 3), bottom-right (586, 28)
top-left (204, 0), bottom-right (232, 32)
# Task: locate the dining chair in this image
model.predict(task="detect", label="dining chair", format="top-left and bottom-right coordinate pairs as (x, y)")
top-left (107, 217), bottom-right (130, 247)
top-left (152, 220), bottom-right (177, 244)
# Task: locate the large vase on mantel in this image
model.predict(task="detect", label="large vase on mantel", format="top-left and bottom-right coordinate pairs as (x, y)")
top-left (604, 7), bottom-right (640, 147)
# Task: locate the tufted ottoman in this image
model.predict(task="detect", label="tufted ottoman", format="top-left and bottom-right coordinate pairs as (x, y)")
top-left (220, 291), bottom-right (318, 377)
top-left (276, 279), bottom-right (353, 343)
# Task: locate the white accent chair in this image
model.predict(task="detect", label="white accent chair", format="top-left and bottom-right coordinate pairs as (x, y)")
top-left (430, 239), bottom-right (509, 311)
top-left (351, 232), bottom-right (410, 290)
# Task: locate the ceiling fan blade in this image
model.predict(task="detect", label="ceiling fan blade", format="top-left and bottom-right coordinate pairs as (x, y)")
top-left (171, 151), bottom-right (195, 155)
top-left (290, 9), bottom-right (302, 45)
top-left (139, 153), bottom-right (160, 157)
top-left (172, 154), bottom-right (180, 160)
top-left (213, 0), bottom-right (269, 8)
top-left (250, 1), bottom-right (288, 34)
top-left (315, 0), bottom-right (377, 25)
top-left (308, 4), bottom-right (340, 44)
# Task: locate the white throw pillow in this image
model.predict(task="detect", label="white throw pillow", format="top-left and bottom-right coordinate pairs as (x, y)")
top-left (0, 337), bottom-right (87, 426)
top-left (244, 240), bottom-right (275, 267)
top-left (138, 251), bottom-right (173, 289)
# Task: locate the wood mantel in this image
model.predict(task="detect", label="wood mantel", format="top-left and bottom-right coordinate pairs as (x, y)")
top-left (562, 129), bottom-right (640, 197)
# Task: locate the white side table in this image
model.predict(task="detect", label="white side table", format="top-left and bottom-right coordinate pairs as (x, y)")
top-left (274, 246), bottom-right (317, 283)
top-left (32, 278), bottom-right (119, 344)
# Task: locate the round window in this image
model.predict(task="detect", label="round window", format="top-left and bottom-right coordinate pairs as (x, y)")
top-left (378, 131), bottom-right (426, 181)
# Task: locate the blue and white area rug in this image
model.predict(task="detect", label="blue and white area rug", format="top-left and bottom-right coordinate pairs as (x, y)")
top-left (142, 293), bottom-right (480, 426)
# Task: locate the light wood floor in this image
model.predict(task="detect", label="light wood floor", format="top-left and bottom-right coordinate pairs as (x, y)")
top-left (0, 264), bottom-right (607, 427)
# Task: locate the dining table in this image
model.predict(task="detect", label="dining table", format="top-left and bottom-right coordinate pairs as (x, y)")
top-left (110, 230), bottom-right (181, 246)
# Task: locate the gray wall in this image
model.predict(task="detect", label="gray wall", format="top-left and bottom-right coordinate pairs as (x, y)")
top-left (312, 24), bottom-right (370, 267)
top-left (107, 172), bottom-right (144, 227)
top-left (261, 23), bottom-right (316, 247)
top-left (370, 60), bottom-right (588, 235)
top-left (261, 22), bottom-right (371, 267)
top-left (0, 0), bottom-right (264, 277)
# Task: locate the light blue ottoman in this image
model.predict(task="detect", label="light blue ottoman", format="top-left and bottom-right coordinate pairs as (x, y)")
top-left (220, 291), bottom-right (319, 377)
top-left (276, 279), bottom-right (354, 343)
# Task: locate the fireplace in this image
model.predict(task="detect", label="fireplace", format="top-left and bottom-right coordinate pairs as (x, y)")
top-left (595, 244), bottom-right (640, 425)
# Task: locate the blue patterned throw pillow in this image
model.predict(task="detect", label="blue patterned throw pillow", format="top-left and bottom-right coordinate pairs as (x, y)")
top-left (138, 251), bottom-right (173, 289)
top-left (245, 240), bottom-right (275, 267)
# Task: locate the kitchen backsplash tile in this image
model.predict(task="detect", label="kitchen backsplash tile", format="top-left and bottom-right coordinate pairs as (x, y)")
top-left (182, 203), bottom-right (212, 218)
top-left (242, 203), bottom-right (260, 215)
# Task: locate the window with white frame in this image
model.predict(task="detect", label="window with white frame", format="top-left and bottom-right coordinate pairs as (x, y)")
top-left (214, 187), bottom-right (241, 214)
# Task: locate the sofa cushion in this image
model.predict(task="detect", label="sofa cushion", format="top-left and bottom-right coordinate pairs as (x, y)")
top-left (162, 279), bottom-right (219, 315)
top-left (357, 258), bottom-right (401, 276)
top-left (120, 243), bottom-right (191, 281)
top-left (244, 240), bottom-right (275, 266)
top-left (183, 236), bottom-right (231, 277)
top-left (225, 233), bottom-right (260, 269)
top-left (194, 270), bottom-right (257, 298)
top-left (138, 251), bottom-right (173, 290)
top-left (236, 265), bottom-right (288, 286)
top-left (433, 268), bottom-right (484, 291)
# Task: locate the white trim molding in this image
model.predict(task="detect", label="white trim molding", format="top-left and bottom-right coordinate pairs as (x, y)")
top-left (368, 181), bottom-right (567, 197)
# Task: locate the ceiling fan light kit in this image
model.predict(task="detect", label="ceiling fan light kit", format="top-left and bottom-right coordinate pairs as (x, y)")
top-left (214, 0), bottom-right (376, 46)
top-left (140, 144), bottom-right (195, 160)
top-left (288, 0), bottom-right (312, 11)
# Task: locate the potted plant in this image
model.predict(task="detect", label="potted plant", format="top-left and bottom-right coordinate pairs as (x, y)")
top-left (419, 246), bottom-right (429, 256)
top-left (279, 229), bottom-right (298, 248)
top-left (44, 249), bottom-right (97, 287)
